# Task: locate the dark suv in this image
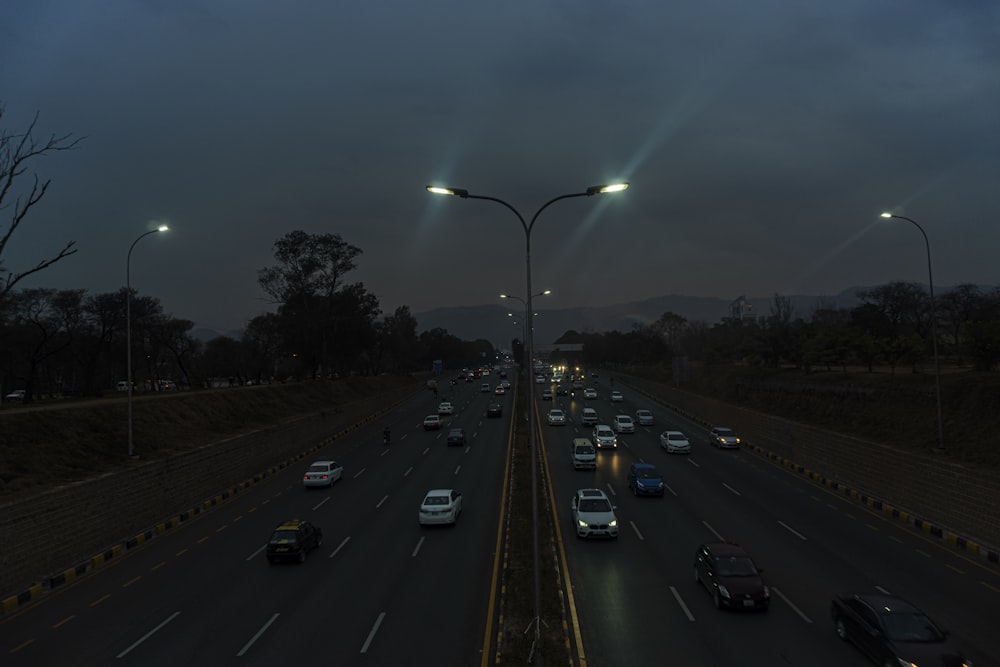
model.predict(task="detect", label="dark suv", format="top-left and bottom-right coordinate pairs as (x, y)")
top-left (447, 428), bottom-right (467, 446)
top-left (266, 519), bottom-right (323, 564)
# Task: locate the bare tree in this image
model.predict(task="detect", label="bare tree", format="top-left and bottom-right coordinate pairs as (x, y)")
top-left (0, 105), bottom-right (84, 303)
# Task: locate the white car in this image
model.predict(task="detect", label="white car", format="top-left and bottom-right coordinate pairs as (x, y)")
top-left (418, 489), bottom-right (463, 525)
top-left (4, 389), bottom-right (26, 401)
top-left (635, 409), bottom-right (654, 426)
top-left (437, 402), bottom-right (454, 415)
top-left (547, 409), bottom-right (567, 426)
top-left (302, 460), bottom-right (344, 487)
top-left (570, 488), bottom-right (619, 538)
top-left (583, 388), bottom-right (598, 399)
top-left (660, 430), bottom-right (691, 454)
top-left (612, 415), bottom-right (635, 434)
top-left (609, 390), bottom-right (624, 402)
top-left (593, 424), bottom-right (617, 449)
top-left (581, 408), bottom-right (598, 425)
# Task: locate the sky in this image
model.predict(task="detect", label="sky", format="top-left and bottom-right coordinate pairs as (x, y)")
top-left (2, 0), bottom-right (998, 334)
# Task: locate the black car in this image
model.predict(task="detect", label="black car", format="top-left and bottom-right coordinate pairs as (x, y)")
top-left (694, 542), bottom-right (769, 610)
top-left (487, 403), bottom-right (503, 418)
top-left (266, 519), bottom-right (322, 563)
top-left (447, 428), bottom-right (467, 446)
top-left (831, 593), bottom-right (970, 667)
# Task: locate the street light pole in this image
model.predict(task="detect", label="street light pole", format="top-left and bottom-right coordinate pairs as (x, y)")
top-left (880, 212), bottom-right (944, 450)
top-left (126, 225), bottom-right (168, 458)
top-left (429, 183), bottom-right (627, 664)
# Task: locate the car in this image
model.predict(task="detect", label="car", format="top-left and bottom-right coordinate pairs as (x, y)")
top-left (693, 542), bottom-right (770, 610)
top-left (635, 409), bottom-right (654, 426)
top-left (423, 415), bottom-right (441, 430)
top-left (556, 385), bottom-right (569, 396)
top-left (487, 403), bottom-right (503, 418)
top-left (535, 375), bottom-right (546, 384)
top-left (302, 460), bottom-right (344, 487)
top-left (437, 402), bottom-right (454, 415)
top-left (612, 415), bottom-right (635, 434)
top-left (830, 593), bottom-right (970, 667)
top-left (660, 430), bottom-right (691, 454)
top-left (609, 390), bottom-right (624, 402)
top-left (481, 383), bottom-right (491, 393)
top-left (571, 438), bottom-right (597, 470)
top-left (4, 389), bottom-right (26, 401)
top-left (570, 488), bottom-right (618, 538)
top-left (418, 489), bottom-right (463, 525)
top-left (709, 426), bottom-right (742, 449)
top-left (627, 463), bottom-right (665, 496)
top-left (583, 388), bottom-right (598, 399)
top-left (541, 389), bottom-right (553, 401)
top-left (547, 408), bottom-right (567, 426)
top-left (580, 407), bottom-right (599, 426)
top-left (572, 380), bottom-right (585, 390)
top-left (592, 424), bottom-right (617, 449)
top-left (447, 427), bottom-right (467, 446)
top-left (494, 385), bottom-right (506, 395)
top-left (266, 519), bottom-right (323, 563)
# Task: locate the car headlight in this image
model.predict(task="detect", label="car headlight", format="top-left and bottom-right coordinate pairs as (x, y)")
top-left (717, 585), bottom-right (731, 598)
top-left (608, 519), bottom-right (618, 528)
top-left (577, 519), bottom-right (588, 528)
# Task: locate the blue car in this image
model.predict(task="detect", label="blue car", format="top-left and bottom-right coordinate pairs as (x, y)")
top-left (627, 463), bottom-right (665, 497)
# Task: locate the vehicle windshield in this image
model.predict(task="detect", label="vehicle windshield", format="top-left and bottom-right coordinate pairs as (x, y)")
top-left (882, 612), bottom-right (945, 642)
top-left (423, 496), bottom-right (450, 506)
top-left (579, 499), bottom-right (612, 513)
top-left (269, 530), bottom-right (297, 543)
top-left (575, 446), bottom-right (594, 454)
top-left (716, 429), bottom-right (735, 436)
top-left (637, 470), bottom-right (659, 479)
top-left (714, 556), bottom-right (758, 576)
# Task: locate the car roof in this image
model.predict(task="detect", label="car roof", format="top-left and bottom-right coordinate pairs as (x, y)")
top-left (309, 460), bottom-right (337, 466)
top-left (424, 489), bottom-right (454, 497)
top-left (636, 409), bottom-right (652, 414)
top-left (712, 426), bottom-right (735, 432)
top-left (850, 594), bottom-right (920, 614)
top-left (595, 424), bottom-right (613, 430)
top-left (576, 488), bottom-right (608, 499)
top-left (615, 414), bottom-right (632, 420)
top-left (631, 462), bottom-right (658, 471)
top-left (665, 430), bottom-right (686, 436)
top-left (702, 542), bottom-right (749, 557)
top-left (425, 414), bottom-right (439, 419)
top-left (274, 519), bottom-right (309, 530)
top-left (448, 427), bottom-right (463, 433)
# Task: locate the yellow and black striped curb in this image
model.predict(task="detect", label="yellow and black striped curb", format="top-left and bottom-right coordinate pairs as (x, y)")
top-left (622, 378), bottom-right (1000, 568)
top-left (1, 387), bottom-right (422, 616)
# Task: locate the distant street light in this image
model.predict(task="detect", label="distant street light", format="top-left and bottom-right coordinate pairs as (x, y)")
top-left (428, 182), bottom-right (628, 664)
top-left (503, 292), bottom-right (550, 365)
top-left (880, 212), bottom-right (944, 450)
top-left (126, 225), bottom-right (168, 458)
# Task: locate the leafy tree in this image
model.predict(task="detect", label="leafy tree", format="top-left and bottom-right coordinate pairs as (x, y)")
top-left (0, 106), bottom-right (83, 304)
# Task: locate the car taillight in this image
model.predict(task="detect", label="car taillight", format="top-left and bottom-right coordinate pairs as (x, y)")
top-left (321, 474), bottom-right (328, 479)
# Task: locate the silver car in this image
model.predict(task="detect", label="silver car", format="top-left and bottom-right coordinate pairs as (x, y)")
top-left (709, 426), bottom-right (742, 449)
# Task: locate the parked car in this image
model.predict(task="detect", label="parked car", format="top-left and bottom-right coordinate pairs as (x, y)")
top-left (609, 390), bottom-right (624, 402)
top-left (418, 489), bottom-right (463, 525)
top-left (437, 402), bottom-right (454, 415)
top-left (571, 438), bottom-right (597, 470)
top-left (830, 593), bottom-right (970, 667)
top-left (547, 409), bottom-right (567, 426)
top-left (635, 409), bottom-right (654, 426)
top-left (612, 415), bottom-right (635, 434)
top-left (660, 430), bottom-right (691, 454)
top-left (423, 415), bottom-right (442, 430)
top-left (570, 488), bottom-right (618, 538)
top-left (446, 428), bottom-right (467, 446)
top-left (592, 424), bottom-right (617, 450)
top-left (709, 426), bottom-right (742, 449)
top-left (487, 403), bottom-right (503, 418)
top-left (627, 463), bottom-right (665, 496)
top-left (266, 519), bottom-right (323, 563)
top-left (302, 460), bottom-right (344, 488)
top-left (693, 542), bottom-right (769, 610)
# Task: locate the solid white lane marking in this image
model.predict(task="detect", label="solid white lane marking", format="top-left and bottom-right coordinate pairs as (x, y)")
top-left (117, 611), bottom-right (180, 658)
top-left (630, 521), bottom-right (644, 540)
top-left (772, 587), bottom-right (812, 623)
top-left (237, 613), bottom-right (279, 656)
top-left (376, 495), bottom-right (388, 509)
top-left (778, 520), bottom-right (807, 540)
top-left (312, 497), bottom-right (330, 511)
top-left (329, 536), bottom-right (350, 559)
top-left (360, 612), bottom-right (386, 653)
top-left (669, 586), bottom-right (695, 622)
top-left (412, 536), bottom-right (425, 557)
top-left (702, 521), bottom-right (724, 541)
top-left (722, 483), bottom-right (741, 496)
top-left (353, 468), bottom-right (366, 479)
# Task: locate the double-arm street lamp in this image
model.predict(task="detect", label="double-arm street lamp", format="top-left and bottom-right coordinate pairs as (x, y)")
top-left (428, 182), bottom-right (628, 663)
top-left (127, 225), bottom-right (169, 458)
top-left (880, 212), bottom-right (944, 450)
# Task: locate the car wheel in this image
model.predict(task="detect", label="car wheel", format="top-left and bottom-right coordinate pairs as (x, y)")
top-left (835, 617), bottom-right (847, 641)
top-left (713, 588), bottom-right (722, 609)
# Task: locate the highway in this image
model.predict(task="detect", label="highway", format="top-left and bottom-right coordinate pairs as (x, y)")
top-left (0, 380), bottom-right (510, 666)
top-left (3, 372), bottom-right (999, 666)
top-left (543, 377), bottom-right (999, 666)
